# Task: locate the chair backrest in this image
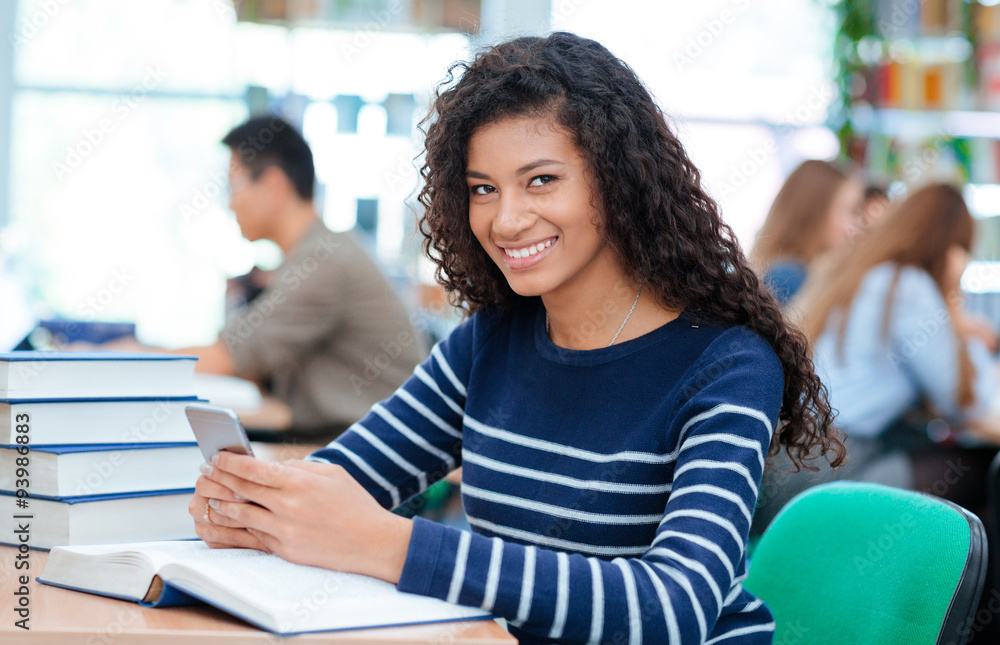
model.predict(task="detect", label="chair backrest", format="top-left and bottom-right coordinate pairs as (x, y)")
top-left (745, 481), bottom-right (987, 645)
top-left (988, 451), bottom-right (1000, 582)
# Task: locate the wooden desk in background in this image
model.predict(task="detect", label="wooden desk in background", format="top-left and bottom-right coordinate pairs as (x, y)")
top-left (235, 395), bottom-right (294, 433)
top-left (0, 547), bottom-right (514, 644)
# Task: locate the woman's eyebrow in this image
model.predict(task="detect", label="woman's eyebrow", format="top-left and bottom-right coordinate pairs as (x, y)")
top-left (516, 159), bottom-right (563, 176)
top-left (466, 159), bottom-right (565, 180)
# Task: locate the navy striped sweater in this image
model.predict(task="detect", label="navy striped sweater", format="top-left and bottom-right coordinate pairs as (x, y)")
top-left (309, 297), bottom-right (782, 644)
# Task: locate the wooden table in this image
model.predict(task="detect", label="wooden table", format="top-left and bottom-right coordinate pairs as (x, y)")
top-left (0, 547), bottom-right (514, 644)
top-left (236, 396), bottom-right (293, 433)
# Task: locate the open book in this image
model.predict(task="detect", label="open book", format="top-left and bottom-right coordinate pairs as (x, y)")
top-left (38, 540), bottom-right (491, 635)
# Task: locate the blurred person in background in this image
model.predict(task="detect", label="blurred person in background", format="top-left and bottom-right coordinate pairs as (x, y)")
top-left (753, 183), bottom-right (1000, 538)
top-left (861, 183), bottom-right (890, 228)
top-left (750, 159), bottom-right (865, 305)
top-left (116, 116), bottom-right (424, 441)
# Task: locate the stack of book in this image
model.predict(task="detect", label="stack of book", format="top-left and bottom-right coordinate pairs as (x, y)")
top-left (0, 351), bottom-right (204, 549)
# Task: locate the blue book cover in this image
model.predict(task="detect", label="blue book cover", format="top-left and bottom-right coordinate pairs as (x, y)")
top-left (0, 351), bottom-right (196, 361)
top-left (1, 352), bottom-right (199, 399)
top-left (0, 488), bottom-right (194, 503)
top-left (1, 395), bottom-right (201, 403)
top-left (2, 443), bottom-right (198, 452)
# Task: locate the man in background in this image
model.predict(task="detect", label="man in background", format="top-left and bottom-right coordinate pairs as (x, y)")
top-left (147, 116), bottom-right (424, 440)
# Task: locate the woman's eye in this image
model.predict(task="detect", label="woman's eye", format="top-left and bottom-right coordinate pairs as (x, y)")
top-left (529, 175), bottom-right (556, 187)
top-left (470, 184), bottom-right (495, 196)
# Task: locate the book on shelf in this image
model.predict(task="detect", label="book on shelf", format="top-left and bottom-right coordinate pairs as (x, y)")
top-left (0, 351), bottom-right (197, 399)
top-left (38, 540), bottom-right (491, 635)
top-left (0, 489), bottom-right (196, 549)
top-left (0, 443), bottom-right (202, 497)
top-left (0, 397), bottom-right (199, 445)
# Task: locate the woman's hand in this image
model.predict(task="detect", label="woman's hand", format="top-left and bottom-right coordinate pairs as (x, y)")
top-left (189, 467), bottom-right (270, 551)
top-left (955, 311), bottom-right (1000, 353)
top-left (199, 453), bottom-right (414, 584)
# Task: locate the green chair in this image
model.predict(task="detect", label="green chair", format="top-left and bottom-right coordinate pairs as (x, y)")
top-left (745, 482), bottom-right (987, 645)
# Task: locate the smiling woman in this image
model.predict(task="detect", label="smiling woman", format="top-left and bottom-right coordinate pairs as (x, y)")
top-left (193, 31), bottom-right (844, 645)
top-left (464, 116), bottom-right (662, 349)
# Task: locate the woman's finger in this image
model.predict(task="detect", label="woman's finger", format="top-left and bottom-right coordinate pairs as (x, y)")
top-left (198, 522), bottom-right (270, 551)
top-left (246, 526), bottom-right (280, 553)
top-left (215, 452), bottom-right (290, 488)
top-left (194, 474), bottom-right (244, 503)
top-left (205, 505), bottom-right (249, 529)
top-left (201, 460), bottom-right (280, 509)
top-left (209, 498), bottom-right (275, 534)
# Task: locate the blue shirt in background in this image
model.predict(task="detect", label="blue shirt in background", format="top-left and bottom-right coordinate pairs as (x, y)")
top-left (812, 262), bottom-right (996, 439)
top-left (762, 260), bottom-right (808, 306)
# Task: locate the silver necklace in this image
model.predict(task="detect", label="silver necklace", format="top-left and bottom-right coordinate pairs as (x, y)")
top-left (546, 282), bottom-right (642, 347)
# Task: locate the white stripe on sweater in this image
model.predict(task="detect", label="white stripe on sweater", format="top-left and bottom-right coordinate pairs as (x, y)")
top-left (481, 538), bottom-right (503, 612)
top-left (351, 423), bottom-right (426, 491)
top-left (675, 404), bottom-right (772, 455)
top-left (660, 509), bottom-right (742, 549)
top-left (613, 559), bottom-right (643, 645)
top-left (636, 560), bottom-right (681, 644)
top-left (704, 621), bottom-right (776, 644)
top-left (413, 364), bottom-right (463, 416)
top-left (463, 450), bottom-right (672, 494)
top-left (587, 558), bottom-right (605, 645)
top-left (653, 561), bottom-right (708, 643)
top-left (431, 344), bottom-right (466, 398)
top-left (678, 433), bottom-right (766, 469)
top-left (462, 483), bottom-right (662, 525)
top-left (673, 459), bottom-right (758, 496)
top-left (513, 546), bottom-right (536, 626)
top-left (651, 530), bottom-right (735, 579)
top-left (446, 531), bottom-right (472, 604)
top-left (548, 552), bottom-right (570, 639)
top-left (467, 516), bottom-right (647, 557)
top-left (371, 403), bottom-right (458, 465)
top-left (395, 388), bottom-right (462, 439)
top-left (328, 444), bottom-right (400, 507)
top-left (465, 414), bottom-right (671, 463)
top-left (652, 547), bottom-right (723, 612)
top-left (667, 484), bottom-right (753, 524)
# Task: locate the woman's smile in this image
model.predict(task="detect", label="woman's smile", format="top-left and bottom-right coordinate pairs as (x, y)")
top-left (497, 236), bottom-right (558, 269)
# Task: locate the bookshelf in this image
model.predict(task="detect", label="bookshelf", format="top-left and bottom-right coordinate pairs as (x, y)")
top-left (835, 0), bottom-right (1000, 254)
top-left (232, 0), bottom-right (482, 34)
top-left (837, 4), bottom-right (996, 179)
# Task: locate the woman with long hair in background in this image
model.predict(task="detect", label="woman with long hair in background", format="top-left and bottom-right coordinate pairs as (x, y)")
top-left (751, 159), bottom-right (865, 305)
top-left (753, 183), bottom-right (1000, 537)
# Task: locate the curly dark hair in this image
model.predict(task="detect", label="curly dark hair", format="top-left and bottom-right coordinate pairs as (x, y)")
top-left (417, 31), bottom-right (843, 470)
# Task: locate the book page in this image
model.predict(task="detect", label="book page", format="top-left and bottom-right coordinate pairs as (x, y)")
top-left (57, 540), bottom-right (211, 570)
top-left (41, 541), bottom-right (207, 601)
top-left (162, 549), bottom-right (488, 633)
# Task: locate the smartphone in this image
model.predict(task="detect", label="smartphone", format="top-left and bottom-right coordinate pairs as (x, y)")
top-left (184, 403), bottom-right (255, 462)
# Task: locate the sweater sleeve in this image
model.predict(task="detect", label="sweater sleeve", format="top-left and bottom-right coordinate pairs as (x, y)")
top-left (305, 313), bottom-right (481, 508)
top-left (396, 330), bottom-right (783, 645)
